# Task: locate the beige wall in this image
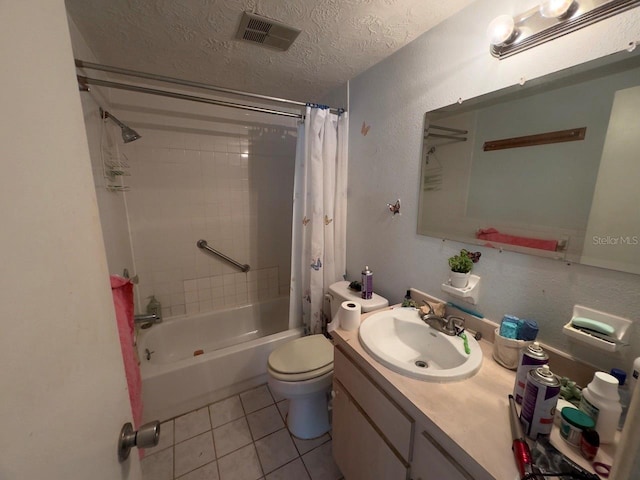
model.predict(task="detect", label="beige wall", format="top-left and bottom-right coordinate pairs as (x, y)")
top-left (0, 2), bottom-right (140, 478)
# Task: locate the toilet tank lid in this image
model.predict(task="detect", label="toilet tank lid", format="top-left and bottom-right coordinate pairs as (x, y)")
top-left (328, 281), bottom-right (389, 313)
top-left (268, 334), bottom-right (334, 375)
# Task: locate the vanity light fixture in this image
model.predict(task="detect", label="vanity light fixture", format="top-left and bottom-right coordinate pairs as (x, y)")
top-left (487, 15), bottom-right (517, 46)
top-left (489, 0), bottom-right (640, 59)
top-left (540, 0), bottom-right (578, 18)
top-left (539, 0), bottom-right (576, 18)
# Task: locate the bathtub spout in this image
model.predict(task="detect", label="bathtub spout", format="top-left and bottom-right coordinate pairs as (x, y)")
top-left (134, 313), bottom-right (161, 325)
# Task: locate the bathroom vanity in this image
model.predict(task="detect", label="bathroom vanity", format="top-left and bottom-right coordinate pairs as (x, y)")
top-left (331, 307), bottom-right (617, 480)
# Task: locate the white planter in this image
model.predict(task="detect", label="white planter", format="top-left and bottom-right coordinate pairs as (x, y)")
top-left (450, 271), bottom-right (470, 288)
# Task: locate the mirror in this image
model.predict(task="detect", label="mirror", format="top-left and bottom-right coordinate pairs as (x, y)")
top-left (418, 48), bottom-right (640, 275)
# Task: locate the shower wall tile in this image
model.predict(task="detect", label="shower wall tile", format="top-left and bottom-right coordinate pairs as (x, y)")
top-left (124, 127), bottom-right (295, 316)
top-left (185, 291), bottom-right (198, 304)
top-left (176, 266), bottom-right (280, 315)
top-left (184, 279), bottom-right (198, 292)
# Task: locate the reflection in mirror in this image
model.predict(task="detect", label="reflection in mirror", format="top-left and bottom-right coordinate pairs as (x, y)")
top-left (418, 48), bottom-right (640, 275)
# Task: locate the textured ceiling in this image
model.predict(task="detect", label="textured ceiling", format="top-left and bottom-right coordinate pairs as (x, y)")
top-left (66, 0), bottom-right (475, 104)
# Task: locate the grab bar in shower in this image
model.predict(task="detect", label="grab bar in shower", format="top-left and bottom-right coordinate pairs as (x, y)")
top-left (196, 240), bottom-right (250, 273)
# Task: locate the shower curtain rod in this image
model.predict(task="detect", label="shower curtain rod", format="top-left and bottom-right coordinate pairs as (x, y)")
top-left (75, 59), bottom-right (343, 116)
top-left (77, 75), bottom-right (303, 119)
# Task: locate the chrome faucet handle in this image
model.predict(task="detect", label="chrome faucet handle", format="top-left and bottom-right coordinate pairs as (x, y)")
top-left (447, 316), bottom-right (465, 336)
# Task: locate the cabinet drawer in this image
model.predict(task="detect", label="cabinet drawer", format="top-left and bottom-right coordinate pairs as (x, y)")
top-left (333, 380), bottom-right (408, 480)
top-left (334, 346), bottom-right (413, 461)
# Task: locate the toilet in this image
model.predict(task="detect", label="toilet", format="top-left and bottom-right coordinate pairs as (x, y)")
top-left (267, 280), bottom-right (388, 439)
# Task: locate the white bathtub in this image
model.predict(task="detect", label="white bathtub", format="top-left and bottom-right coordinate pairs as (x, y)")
top-left (138, 296), bottom-right (302, 421)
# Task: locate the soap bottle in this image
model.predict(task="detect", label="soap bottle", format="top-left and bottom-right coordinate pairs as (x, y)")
top-left (402, 290), bottom-right (414, 308)
top-left (610, 368), bottom-right (630, 430)
top-left (579, 371), bottom-right (622, 443)
top-left (628, 357), bottom-right (640, 404)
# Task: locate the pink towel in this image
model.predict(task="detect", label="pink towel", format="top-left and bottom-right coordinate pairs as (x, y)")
top-left (476, 227), bottom-right (558, 252)
top-left (110, 275), bottom-right (143, 433)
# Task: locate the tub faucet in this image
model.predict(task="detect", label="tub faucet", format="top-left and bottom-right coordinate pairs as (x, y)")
top-left (135, 296), bottom-right (163, 325)
top-left (134, 313), bottom-right (161, 325)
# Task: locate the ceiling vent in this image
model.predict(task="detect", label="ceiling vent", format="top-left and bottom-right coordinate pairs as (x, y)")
top-left (235, 12), bottom-right (301, 51)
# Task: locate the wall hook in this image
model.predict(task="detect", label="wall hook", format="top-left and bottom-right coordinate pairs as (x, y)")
top-left (387, 199), bottom-right (401, 215)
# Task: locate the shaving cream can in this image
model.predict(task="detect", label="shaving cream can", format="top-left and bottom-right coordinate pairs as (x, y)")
top-left (514, 342), bottom-right (548, 404)
top-left (520, 365), bottom-right (561, 439)
top-left (361, 266), bottom-right (373, 300)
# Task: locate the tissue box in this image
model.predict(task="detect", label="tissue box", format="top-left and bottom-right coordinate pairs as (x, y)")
top-left (492, 328), bottom-right (534, 370)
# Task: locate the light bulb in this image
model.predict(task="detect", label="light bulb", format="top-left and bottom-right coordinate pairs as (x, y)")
top-left (487, 15), bottom-right (516, 46)
top-left (539, 0), bottom-right (575, 18)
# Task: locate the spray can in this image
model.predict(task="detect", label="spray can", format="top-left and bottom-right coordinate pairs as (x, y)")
top-left (361, 266), bottom-right (373, 300)
top-left (520, 365), bottom-right (561, 439)
top-left (514, 342), bottom-right (548, 404)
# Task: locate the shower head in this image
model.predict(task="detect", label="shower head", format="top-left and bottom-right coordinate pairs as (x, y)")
top-left (100, 108), bottom-right (141, 143)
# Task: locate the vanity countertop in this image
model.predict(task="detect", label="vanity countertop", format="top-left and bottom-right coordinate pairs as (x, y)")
top-left (332, 307), bottom-right (617, 480)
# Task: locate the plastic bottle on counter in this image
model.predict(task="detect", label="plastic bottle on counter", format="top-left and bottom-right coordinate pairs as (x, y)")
top-left (609, 368), bottom-right (630, 430)
top-left (579, 372), bottom-right (622, 444)
top-left (628, 356), bottom-right (640, 404)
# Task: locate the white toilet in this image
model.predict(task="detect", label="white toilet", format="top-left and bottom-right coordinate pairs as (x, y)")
top-left (267, 281), bottom-right (388, 439)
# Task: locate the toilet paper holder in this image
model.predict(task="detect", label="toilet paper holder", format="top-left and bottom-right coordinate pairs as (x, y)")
top-left (118, 420), bottom-right (161, 462)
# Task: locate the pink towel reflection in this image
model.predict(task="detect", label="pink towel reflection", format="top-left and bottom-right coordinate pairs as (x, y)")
top-left (476, 228), bottom-right (558, 252)
top-left (110, 275), bottom-right (143, 432)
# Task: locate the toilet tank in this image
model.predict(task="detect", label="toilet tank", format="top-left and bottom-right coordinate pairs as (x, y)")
top-left (327, 281), bottom-right (389, 319)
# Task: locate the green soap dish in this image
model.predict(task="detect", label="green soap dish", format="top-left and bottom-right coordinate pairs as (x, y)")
top-left (563, 305), bottom-right (632, 353)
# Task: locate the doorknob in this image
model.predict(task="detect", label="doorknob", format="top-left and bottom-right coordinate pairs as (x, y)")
top-left (118, 421), bottom-right (161, 462)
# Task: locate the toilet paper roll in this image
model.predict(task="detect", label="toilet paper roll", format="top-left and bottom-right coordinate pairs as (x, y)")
top-left (337, 301), bottom-right (362, 331)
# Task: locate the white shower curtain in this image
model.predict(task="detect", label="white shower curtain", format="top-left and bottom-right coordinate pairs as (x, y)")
top-left (289, 106), bottom-right (348, 334)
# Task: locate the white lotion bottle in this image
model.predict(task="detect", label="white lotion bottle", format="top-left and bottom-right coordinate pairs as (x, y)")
top-left (579, 372), bottom-right (622, 444)
top-left (628, 356), bottom-right (640, 403)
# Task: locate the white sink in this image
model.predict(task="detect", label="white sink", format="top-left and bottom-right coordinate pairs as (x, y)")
top-left (358, 308), bottom-right (482, 382)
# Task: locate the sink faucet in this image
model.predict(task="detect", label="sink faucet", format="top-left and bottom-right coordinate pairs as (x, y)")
top-left (420, 301), bottom-right (465, 336)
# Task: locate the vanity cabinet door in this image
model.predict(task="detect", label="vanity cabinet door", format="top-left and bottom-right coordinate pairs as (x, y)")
top-left (410, 428), bottom-right (474, 480)
top-left (333, 380), bottom-right (408, 480)
top-left (334, 346), bottom-right (413, 460)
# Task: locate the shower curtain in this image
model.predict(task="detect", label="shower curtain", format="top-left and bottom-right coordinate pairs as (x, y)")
top-left (289, 106), bottom-right (348, 334)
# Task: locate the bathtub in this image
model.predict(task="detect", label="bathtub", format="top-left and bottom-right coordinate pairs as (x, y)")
top-left (138, 296), bottom-right (302, 422)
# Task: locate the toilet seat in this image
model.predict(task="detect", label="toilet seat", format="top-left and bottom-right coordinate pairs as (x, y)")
top-left (268, 334), bottom-right (334, 382)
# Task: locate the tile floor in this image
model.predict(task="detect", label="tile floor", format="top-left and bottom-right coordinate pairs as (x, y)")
top-left (141, 384), bottom-right (344, 480)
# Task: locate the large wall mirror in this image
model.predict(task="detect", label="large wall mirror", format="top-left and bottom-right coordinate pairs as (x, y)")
top-left (418, 48), bottom-right (640, 275)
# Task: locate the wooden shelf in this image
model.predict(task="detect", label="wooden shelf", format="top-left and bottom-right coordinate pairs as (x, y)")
top-left (483, 127), bottom-right (586, 151)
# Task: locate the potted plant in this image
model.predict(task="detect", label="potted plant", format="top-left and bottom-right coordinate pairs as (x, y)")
top-left (448, 250), bottom-right (474, 288)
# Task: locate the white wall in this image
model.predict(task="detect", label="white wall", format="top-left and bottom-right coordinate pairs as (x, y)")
top-left (346, 0), bottom-right (640, 373)
top-left (0, 2), bottom-right (140, 478)
top-left (582, 85), bottom-right (640, 273)
top-left (68, 18), bottom-right (136, 278)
